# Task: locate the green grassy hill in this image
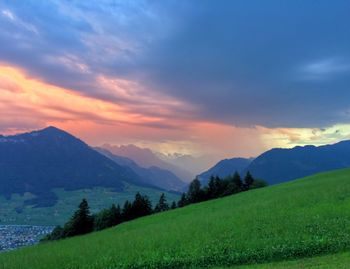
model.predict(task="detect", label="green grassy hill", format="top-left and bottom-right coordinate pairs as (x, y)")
top-left (216, 251), bottom-right (350, 268)
top-left (2, 168), bottom-right (350, 269)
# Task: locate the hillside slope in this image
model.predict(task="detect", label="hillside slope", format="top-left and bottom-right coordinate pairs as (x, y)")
top-left (0, 127), bottom-right (154, 207)
top-left (246, 140), bottom-right (350, 184)
top-left (2, 168), bottom-right (350, 268)
top-left (216, 251), bottom-right (350, 268)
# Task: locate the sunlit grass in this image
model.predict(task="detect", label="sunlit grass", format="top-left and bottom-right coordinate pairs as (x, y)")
top-left (216, 251), bottom-right (350, 268)
top-left (1, 168), bottom-right (350, 268)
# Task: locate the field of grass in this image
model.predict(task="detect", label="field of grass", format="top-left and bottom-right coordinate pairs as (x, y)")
top-left (1, 168), bottom-right (350, 269)
top-left (0, 184), bottom-right (179, 225)
top-left (216, 251), bottom-right (350, 268)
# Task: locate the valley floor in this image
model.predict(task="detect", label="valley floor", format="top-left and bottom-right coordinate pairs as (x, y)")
top-left (0, 185), bottom-right (179, 226)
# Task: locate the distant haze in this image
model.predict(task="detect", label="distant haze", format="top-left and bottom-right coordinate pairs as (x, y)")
top-left (102, 144), bottom-right (195, 182)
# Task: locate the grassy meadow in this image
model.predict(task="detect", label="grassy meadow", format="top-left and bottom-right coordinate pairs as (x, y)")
top-left (1, 168), bottom-right (350, 268)
top-left (217, 251), bottom-right (350, 268)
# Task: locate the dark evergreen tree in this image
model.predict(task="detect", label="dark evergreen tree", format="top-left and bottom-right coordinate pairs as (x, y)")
top-left (177, 193), bottom-right (188, 207)
top-left (93, 208), bottom-right (113, 231)
top-left (207, 175), bottom-right (225, 198)
top-left (154, 193), bottom-right (169, 213)
top-left (110, 204), bottom-right (122, 226)
top-left (244, 171), bottom-right (254, 190)
top-left (207, 175), bottom-right (217, 199)
top-left (63, 198), bottom-right (93, 237)
top-left (93, 204), bottom-right (121, 231)
top-left (170, 201), bottom-right (177, 209)
top-left (130, 192), bottom-right (153, 219)
top-left (220, 172), bottom-right (243, 196)
top-left (215, 175), bottom-right (226, 197)
top-left (122, 200), bottom-right (133, 221)
top-left (232, 171), bottom-right (243, 190)
top-left (224, 180), bottom-right (240, 196)
top-left (187, 178), bottom-right (203, 203)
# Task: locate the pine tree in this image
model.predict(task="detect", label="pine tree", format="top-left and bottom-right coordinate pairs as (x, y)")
top-left (93, 208), bottom-right (112, 231)
top-left (110, 204), bottom-right (122, 226)
top-left (244, 171), bottom-right (254, 190)
top-left (154, 193), bottom-right (169, 213)
top-left (232, 171), bottom-right (243, 191)
top-left (122, 200), bottom-right (133, 221)
top-left (207, 175), bottom-right (216, 198)
top-left (93, 203), bottom-right (122, 231)
top-left (170, 201), bottom-right (177, 209)
top-left (177, 193), bottom-right (188, 207)
top-left (224, 180), bottom-right (240, 196)
top-left (64, 198), bottom-right (93, 237)
top-left (187, 178), bottom-right (203, 203)
top-left (214, 176), bottom-right (223, 197)
top-left (131, 192), bottom-right (153, 219)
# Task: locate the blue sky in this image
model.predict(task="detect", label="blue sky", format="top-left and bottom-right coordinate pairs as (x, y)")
top-left (0, 0), bottom-right (350, 158)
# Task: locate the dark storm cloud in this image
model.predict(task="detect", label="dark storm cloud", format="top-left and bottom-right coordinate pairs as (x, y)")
top-left (1, 0), bottom-right (350, 128)
top-left (137, 0), bottom-right (350, 128)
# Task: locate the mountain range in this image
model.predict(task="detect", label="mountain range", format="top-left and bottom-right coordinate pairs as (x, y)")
top-left (95, 147), bottom-right (186, 191)
top-left (101, 144), bottom-right (194, 181)
top-left (199, 140), bottom-right (350, 185)
top-left (2, 126), bottom-right (350, 209)
top-left (245, 140), bottom-right (350, 184)
top-left (0, 127), bottom-right (182, 207)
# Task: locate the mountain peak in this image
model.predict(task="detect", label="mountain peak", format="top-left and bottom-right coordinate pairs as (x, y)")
top-left (0, 126), bottom-right (143, 207)
top-left (42, 125), bottom-right (62, 131)
top-left (0, 126), bottom-right (83, 146)
top-left (39, 126), bottom-right (69, 135)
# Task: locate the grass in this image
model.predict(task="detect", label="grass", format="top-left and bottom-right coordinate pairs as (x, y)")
top-left (1, 168), bottom-right (350, 268)
top-left (0, 184), bottom-right (179, 225)
top-left (216, 251), bottom-right (350, 268)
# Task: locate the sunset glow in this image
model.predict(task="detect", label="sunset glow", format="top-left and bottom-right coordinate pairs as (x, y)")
top-left (1, 1), bottom-right (350, 164)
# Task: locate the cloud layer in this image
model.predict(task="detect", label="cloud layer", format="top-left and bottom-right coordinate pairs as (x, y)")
top-left (1, 0), bottom-right (350, 159)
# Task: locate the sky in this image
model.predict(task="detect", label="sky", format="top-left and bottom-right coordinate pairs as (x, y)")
top-left (1, 0), bottom-right (350, 161)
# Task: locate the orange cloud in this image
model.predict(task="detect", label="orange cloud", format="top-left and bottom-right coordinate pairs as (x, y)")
top-left (0, 64), bottom-right (189, 136)
top-left (2, 64), bottom-right (348, 163)
top-left (0, 64), bottom-right (271, 160)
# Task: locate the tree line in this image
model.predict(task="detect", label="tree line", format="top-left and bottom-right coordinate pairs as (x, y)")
top-left (177, 171), bottom-right (266, 207)
top-left (43, 171), bottom-right (266, 241)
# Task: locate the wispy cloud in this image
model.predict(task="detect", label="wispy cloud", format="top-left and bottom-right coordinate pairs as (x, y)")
top-left (0, 65), bottom-right (190, 132)
top-left (1, 8), bottom-right (38, 34)
top-left (298, 58), bottom-right (350, 81)
top-left (1, 1), bottom-right (350, 158)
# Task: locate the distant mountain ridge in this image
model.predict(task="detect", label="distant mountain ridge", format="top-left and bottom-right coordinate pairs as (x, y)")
top-left (198, 158), bottom-right (253, 184)
top-left (102, 144), bottom-right (194, 181)
top-left (0, 127), bottom-right (150, 207)
top-left (3, 126), bottom-right (350, 210)
top-left (95, 147), bottom-right (186, 191)
top-left (245, 140), bottom-right (350, 184)
top-left (198, 140), bottom-right (350, 186)
top-left (157, 153), bottom-right (216, 178)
